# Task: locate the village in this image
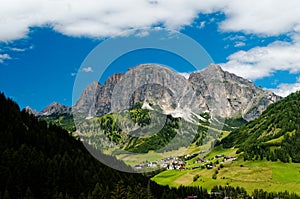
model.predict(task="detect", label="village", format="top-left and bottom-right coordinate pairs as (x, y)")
top-left (134, 153), bottom-right (237, 171)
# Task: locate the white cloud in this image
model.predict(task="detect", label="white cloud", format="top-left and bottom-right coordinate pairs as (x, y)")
top-left (224, 35), bottom-right (246, 41)
top-left (82, 67), bottom-right (93, 73)
top-left (2, 1), bottom-right (300, 82)
top-left (10, 47), bottom-right (26, 52)
top-left (0, 54), bottom-right (11, 63)
top-left (0, 0), bottom-right (227, 42)
top-left (1, 1), bottom-right (300, 41)
top-left (198, 21), bottom-right (206, 29)
top-left (234, 41), bottom-right (245, 47)
top-left (219, 0), bottom-right (300, 36)
top-left (220, 39), bottom-right (300, 80)
top-left (267, 78), bottom-right (300, 97)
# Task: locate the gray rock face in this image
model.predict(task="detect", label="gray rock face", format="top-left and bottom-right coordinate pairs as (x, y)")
top-left (110, 65), bottom-right (195, 114)
top-left (38, 102), bottom-right (71, 116)
top-left (40, 64), bottom-right (281, 121)
top-left (24, 106), bottom-right (38, 116)
top-left (73, 73), bottom-right (123, 117)
top-left (188, 64), bottom-right (281, 120)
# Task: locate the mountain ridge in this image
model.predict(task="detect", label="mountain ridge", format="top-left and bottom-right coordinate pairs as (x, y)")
top-left (38, 64), bottom-right (281, 122)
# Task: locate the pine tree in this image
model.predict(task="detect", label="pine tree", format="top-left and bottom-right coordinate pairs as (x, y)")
top-left (111, 181), bottom-right (127, 199)
top-left (24, 187), bottom-right (34, 199)
top-left (92, 183), bottom-right (104, 199)
top-left (2, 190), bottom-right (10, 199)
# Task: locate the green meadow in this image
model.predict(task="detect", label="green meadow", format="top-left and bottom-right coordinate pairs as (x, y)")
top-left (152, 151), bottom-right (300, 195)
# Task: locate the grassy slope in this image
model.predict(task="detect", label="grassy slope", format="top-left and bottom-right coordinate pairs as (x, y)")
top-left (150, 91), bottom-right (300, 194)
top-left (222, 91), bottom-right (300, 149)
top-left (152, 147), bottom-right (300, 195)
top-left (116, 129), bottom-right (230, 166)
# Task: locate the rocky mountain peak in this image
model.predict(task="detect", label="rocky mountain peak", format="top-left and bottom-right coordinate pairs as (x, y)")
top-left (73, 73), bottom-right (124, 118)
top-left (85, 80), bottom-right (101, 91)
top-left (188, 64), bottom-right (281, 120)
top-left (206, 63), bottom-right (223, 72)
top-left (39, 101), bottom-right (71, 117)
top-left (24, 106), bottom-right (38, 116)
top-left (41, 64), bottom-right (281, 122)
top-left (104, 73), bottom-right (124, 86)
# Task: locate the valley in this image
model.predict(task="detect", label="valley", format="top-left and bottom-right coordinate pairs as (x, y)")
top-left (152, 146), bottom-right (300, 195)
top-left (34, 64), bottom-right (300, 196)
top-left (3, 2), bottom-right (300, 198)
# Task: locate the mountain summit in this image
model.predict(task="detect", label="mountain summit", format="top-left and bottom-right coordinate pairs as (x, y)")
top-left (70, 64), bottom-right (280, 121)
top-left (39, 101), bottom-right (71, 116)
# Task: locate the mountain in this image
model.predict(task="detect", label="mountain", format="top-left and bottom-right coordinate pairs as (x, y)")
top-left (35, 64), bottom-right (282, 164)
top-left (73, 73), bottom-right (123, 117)
top-left (38, 101), bottom-right (71, 117)
top-left (70, 64), bottom-right (280, 121)
top-left (24, 105), bottom-right (38, 116)
top-left (221, 91), bottom-right (300, 163)
top-left (188, 64), bottom-right (280, 121)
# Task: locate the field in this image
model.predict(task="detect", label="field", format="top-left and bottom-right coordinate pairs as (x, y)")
top-left (115, 129), bottom-right (230, 166)
top-left (152, 149), bottom-right (300, 195)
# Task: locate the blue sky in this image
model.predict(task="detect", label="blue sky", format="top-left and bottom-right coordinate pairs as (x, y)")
top-left (1, 1), bottom-right (300, 111)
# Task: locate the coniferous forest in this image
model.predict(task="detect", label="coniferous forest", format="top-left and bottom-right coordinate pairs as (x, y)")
top-left (0, 93), bottom-right (199, 198)
top-left (1, 92), bottom-right (300, 199)
top-left (221, 91), bottom-right (300, 163)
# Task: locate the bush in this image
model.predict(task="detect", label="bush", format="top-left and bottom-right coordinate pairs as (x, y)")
top-left (193, 174), bottom-right (200, 182)
top-left (212, 173), bottom-right (217, 180)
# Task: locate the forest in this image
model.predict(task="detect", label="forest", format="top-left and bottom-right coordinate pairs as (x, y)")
top-left (221, 91), bottom-right (300, 163)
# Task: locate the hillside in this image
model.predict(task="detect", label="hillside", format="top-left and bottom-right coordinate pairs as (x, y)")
top-left (0, 92), bottom-right (215, 199)
top-left (37, 63), bottom-right (281, 169)
top-left (151, 91), bottom-right (300, 196)
top-left (1, 92), bottom-right (299, 198)
top-left (221, 91), bottom-right (300, 163)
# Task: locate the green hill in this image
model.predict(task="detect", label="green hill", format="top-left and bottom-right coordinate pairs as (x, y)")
top-left (221, 91), bottom-right (300, 163)
top-left (152, 91), bottom-right (300, 196)
top-left (31, 90), bottom-right (300, 197)
top-left (43, 102), bottom-right (228, 156)
top-left (0, 93), bottom-right (214, 199)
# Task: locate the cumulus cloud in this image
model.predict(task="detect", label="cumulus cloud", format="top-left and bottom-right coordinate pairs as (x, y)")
top-left (0, 0), bottom-right (227, 42)
top-left (2, 0), bottom-right (300, 42)
top-left (267, 77), bottom-right (300, 97)
top-left (0, 54), bottom-right (11, 63)
top-left (219, 0), bottom-right (300, 36)
top-left (220, 39), bottom-right (300, 80)
top-left (82, 67), bottom-right (93, 73)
